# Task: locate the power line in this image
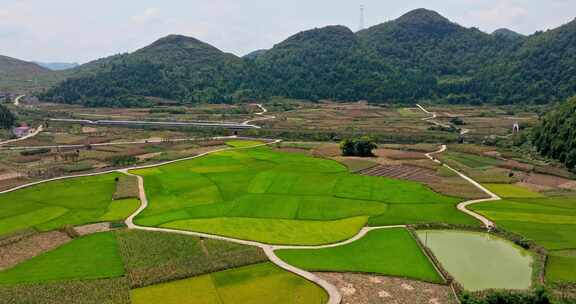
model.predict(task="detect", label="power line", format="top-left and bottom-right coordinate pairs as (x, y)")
top-left (360, 5), bottom-right (365, 31)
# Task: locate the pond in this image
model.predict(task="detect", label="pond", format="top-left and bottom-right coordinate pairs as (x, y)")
top-left (417, 230), bottom-right (533, 291)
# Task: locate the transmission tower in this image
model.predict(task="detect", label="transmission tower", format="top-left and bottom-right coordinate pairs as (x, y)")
top-left (360, 5), bottom-right (365, 31)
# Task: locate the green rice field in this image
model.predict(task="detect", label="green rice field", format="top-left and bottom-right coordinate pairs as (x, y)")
top-left (0, 232), bottom-right (124, 285)
top-left (276, 228), bottom-right (443, 283)
top-left (483, 183), bottom-right (544, 198)
top-left (132, 145), bottom-right (476, 245)
top-left (471, 196), bottom-right (576, 283)
top-left (0, 173), bottom-right (133, 237)
top-left (130, 263), bottom-right (328, 304)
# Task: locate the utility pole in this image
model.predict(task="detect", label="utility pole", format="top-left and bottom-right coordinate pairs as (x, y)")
top-left (360, 5), bottom-right (365, 31)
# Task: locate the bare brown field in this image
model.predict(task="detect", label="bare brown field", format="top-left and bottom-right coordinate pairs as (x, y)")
top-left (0, 231), bottom-right (71, 271)
top-left (317, 272), bottom-right (456, 304)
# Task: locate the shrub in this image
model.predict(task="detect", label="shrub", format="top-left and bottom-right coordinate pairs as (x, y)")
top-left (108, 155), bottom-right (137, 167)
top-left (20, 148), bottom-right (51, 156)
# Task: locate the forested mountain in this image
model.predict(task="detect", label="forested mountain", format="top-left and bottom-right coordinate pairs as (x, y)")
top-left (42, 35), bottom-right (246, 106)
top-left (243, 49), bottom-right (268, 60)
top-left (492, 28), bottom-right (525, 40)
top-left (0, 55), bottom-right (62, 92)
top-left (479, 19), bottom-right (576, 104)
top-left (532, 96), bottom-right (576, 170)
top-left (40, 8), bottom-right (576, 106)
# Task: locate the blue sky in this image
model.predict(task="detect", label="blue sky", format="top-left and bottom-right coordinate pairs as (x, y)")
top-left (1, 0), bottom-right (574, 63)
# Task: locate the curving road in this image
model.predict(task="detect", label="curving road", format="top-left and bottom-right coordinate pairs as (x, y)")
top-left (420, 106), bottom-right (499, 228)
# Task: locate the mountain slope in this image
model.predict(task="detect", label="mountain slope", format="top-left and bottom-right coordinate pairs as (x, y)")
top-left (42, 9), bottom-right (576, 106)
top-left (479, 18), bottom-right (576, 103)
top-left (248, 25), bottom-right (435, 101)
top-left (42, 35), bottom-right (246, 106)
top-left (358, 8), bottom-right (519, 76)
top-left (0, 55), bottom-right (61, 92)
top-left (492, 28), bottom-right (525, 40)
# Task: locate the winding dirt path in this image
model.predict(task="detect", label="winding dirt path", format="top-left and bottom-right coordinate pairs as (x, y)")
top-left (419, 105), bottom-right (500, 228)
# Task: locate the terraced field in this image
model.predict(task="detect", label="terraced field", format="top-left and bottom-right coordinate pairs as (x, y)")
top-left (131, 145), bottom-right (476, 245)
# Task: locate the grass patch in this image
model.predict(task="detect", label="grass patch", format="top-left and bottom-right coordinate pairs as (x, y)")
top-left (131, 263), bottom-right (328, 304)
top-left (0, 278), bottom-right (130, 304)
top-left (0, 173), bottom-right (122, 237)
top-left (162, 216), bottom-right (368, 246)
top-left (113, 175), bottom-right (139, 200)
top-left (483, 183), bottom-right (544, 198)
top-left (276, 228), bottom-right (443, 283)
top-left (116, 230), bottom-right (266, 288)
top-left (0, 232), bottom-right (124, 284)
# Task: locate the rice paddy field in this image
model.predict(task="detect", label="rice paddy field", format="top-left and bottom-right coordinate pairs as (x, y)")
top-left (276, 228), bottom-right (443, 283)
top-left (131, 145), bottom-right (477, 245)
top-left (130, 263), bottom-right (328, 304)
top-left (0, 173), bottom-right (138, 237)
top-left (0, 230), bottom-right (272, 302)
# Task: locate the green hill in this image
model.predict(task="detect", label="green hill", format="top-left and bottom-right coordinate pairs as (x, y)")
top-left (40, 9), bottom-right (576, 106)
top-left (0, 55), bottom-right (62, 92)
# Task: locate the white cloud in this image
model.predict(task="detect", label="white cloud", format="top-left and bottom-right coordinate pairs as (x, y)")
top-left (130, 8), bottom-right (162, 24)
top-left (460, 1), bottom-right (528, 31)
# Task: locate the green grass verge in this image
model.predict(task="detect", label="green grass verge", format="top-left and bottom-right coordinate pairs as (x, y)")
top-left (483, 183), bottom-right (544, 198)
top-left (162, 216), bottom-right (368, 246)
top-left (0, 173), bottom-right (125, 237)
top-left (130, 263), bottom-right (328, 304)
top-left (0, 232), bottom-right (124, 284)
top-left (116, 230), bottom-right (266, 288)
top-left (276, 228), bottom-right (443, 283)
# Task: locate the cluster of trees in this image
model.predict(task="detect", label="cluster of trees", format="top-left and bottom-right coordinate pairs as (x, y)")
top-left (460, 287), bottom-right (556, 304)
top-left (532, 96), bottom-right (576, 170)
top-left (0, 104), bottom-right (16, 129)
top-left (41, 9), bottom-right (576, 107)
top-left (340, 137), bottom-right (377, 157)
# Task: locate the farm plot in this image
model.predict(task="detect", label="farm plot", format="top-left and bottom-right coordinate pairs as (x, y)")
top-left (0, 232), bottom-right (124, 284)
top-left (471, 196), bottom-right (576, 283)
top-left (132, 145), bottom-right (476, 245)
top-left (0, 229), bottom-right (268, 301)
top-left (130, 262), bottom-right (328, 304)
top-left (116, 229), bottom-right (267, 288)
top-left (276, 228), bottom-right (443, 283)
top-left (0, 173), bottom-right (135, 237)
